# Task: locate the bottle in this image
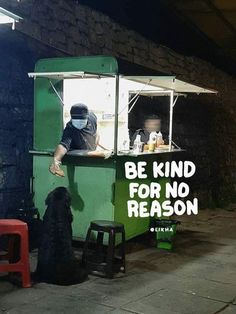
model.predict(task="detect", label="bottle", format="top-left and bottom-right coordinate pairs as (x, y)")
top-left (148, 132), bottom-right (157, 152)
top-left (156, 131), bottom-right (163, 147)
top-left (133, 134), bottom-right (143, 153)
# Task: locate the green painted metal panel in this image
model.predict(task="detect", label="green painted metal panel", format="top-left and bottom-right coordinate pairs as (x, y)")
top-left (33, 153), bottom-right (172, 241)
top-left (33, 155), bottom-right (116, 240)
top-left (34, 78), bottom-right (63, 150)
top-left (114, 154), bottom-right (171, 240)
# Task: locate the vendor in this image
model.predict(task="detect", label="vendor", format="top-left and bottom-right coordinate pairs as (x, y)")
top-left (130, 114), bottom-right (165, 146)
top-left (49, 103), bottom-right (98, 176)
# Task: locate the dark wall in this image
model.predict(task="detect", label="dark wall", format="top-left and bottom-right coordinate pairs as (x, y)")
top-left (0, 0), bottom-right (235, 214)
top-left (0, 26), bottom-right (65, 217)
top-left (79, 0), bottom-right (236, 77)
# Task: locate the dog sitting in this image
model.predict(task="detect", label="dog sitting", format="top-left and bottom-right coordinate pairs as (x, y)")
top-left (35, 187), bottom-right (88, 285)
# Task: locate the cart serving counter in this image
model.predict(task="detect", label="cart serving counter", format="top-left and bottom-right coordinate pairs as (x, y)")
top-left (28, 56), bottom-right (217, 241)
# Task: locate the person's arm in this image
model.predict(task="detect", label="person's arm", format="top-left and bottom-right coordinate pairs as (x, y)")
top-left (49, 145), bottom-right (67, 177)
top-left (54, 144), bottom-right (68, 162)
top-left (49, 127), bottom-right (72, 177)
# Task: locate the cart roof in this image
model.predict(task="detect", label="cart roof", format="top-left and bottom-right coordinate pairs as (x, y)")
top-left (28, 71), bottom-right (114, 79)
top-left (123, 76), bottom-right (217, 94)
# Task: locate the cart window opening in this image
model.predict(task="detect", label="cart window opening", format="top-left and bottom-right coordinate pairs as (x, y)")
top-left (128, 95), bottom-right (170, 147)
top-left (64, 77), bottom-right (119, 151)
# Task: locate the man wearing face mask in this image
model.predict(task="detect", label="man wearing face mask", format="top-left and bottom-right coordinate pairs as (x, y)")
top-left (49, 103), bottom-right (98, 176)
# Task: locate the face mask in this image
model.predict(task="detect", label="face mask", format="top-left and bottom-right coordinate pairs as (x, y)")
top-left (72, 119), bottom-right (88, 130)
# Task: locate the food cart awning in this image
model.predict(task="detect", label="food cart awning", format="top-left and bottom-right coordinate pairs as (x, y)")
top-left (28, 72), bottom-right (217, 95)
top-left (28, 71), bottom-right (114, 79)
top-left (123, 76), bottom-right (217, 94)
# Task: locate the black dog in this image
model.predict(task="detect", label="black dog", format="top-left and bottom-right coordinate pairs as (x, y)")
top-left (35, 187), bottom-right (88, 285)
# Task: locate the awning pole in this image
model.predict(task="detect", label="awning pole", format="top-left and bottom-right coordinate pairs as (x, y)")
top-left (168, 91), bottom-right (174, 152)
top-left (173, 95), bottom-right (179, 107)
top-left (118, 79), bottom-right (152, 115)
top-left (114, 75), bottom-right (120, 155)
top-left (128, 96), bottom-right (140, 114)
top-left (49, 80), bottom-right (65, 107)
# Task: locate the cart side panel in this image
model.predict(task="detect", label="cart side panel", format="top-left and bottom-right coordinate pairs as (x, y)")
top-left (34, 78), bottom-right (63, 150)
top-left (114, 154), bottom-right (171, 240)
top-left (33, 155), bottom-right (116, 240)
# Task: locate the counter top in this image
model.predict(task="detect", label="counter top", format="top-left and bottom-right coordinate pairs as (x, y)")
top-left (29, 148), bottom-right (184, 157)
top-left (117, 148), bottom-right (184, 156)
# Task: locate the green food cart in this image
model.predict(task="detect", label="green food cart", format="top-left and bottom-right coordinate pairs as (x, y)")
top-left (28, 55), bottom-right (217, 242)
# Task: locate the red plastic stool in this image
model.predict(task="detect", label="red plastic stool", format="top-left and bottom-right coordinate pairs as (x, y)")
top-left (0, 219), bottom-right (31, 288)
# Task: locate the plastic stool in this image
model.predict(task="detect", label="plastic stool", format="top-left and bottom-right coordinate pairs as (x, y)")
top-left (82, 220), bottom-right (125, 278)
top-left (0, 219), bottom-right (31, 288)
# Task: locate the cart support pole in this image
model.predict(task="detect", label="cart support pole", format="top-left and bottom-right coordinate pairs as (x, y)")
top-left (114, 75), bottom-right (120, 155)
top-left (168, 90), bottom-right (174, 152)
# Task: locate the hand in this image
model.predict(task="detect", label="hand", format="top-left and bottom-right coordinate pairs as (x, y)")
top-left (103, 150), bottom-right (113, 159)
top-left (156, 139), bottom-right (164, 147)
top-left (49, 159), bottom-right (65, 177)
